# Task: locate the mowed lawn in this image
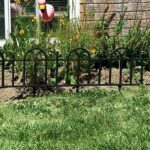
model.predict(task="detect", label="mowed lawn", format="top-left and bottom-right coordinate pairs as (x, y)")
top-left (0, 87), bottom-right (150, 150)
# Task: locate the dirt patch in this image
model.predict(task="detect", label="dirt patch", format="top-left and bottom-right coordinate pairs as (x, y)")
top-left (0, 71), bottom-right (21, 101)
top-left (0, 88), bottom-right (20, 101)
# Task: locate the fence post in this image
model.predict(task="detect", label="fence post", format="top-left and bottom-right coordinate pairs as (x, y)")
top-left (1, 55), bottom-right (4, 87)
top-left (56, 52), bottom-right (59, 86)
top-left (130, 59), bottom-right (133, 85)
top-left (88, 56), bottom-right (91, 84)
top-left (109, 58), bottom-right (112, 85)
top-left (119, 55), bottom-right (123, 90)
top-left (76, 56), bottom-right (80, 93)
top-left (12, 54), bottom-right (15, 87)
top-left (140, 51), bottom-right (144, 84)
top-left (45, 55), bottom-right (48, 86)
top-left (32, 57), bottom-right (38, 96)
top-left (23, 56), bottom-right (26, 87)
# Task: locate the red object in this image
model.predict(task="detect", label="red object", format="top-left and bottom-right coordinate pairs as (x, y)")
top-left (38, 0), bottom-right (55, 22)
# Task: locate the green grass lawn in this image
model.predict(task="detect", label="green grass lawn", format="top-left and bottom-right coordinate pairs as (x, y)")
top-left (0, 87), bottom-right (150, 150)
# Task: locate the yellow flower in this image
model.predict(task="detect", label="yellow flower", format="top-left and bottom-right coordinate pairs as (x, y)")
top-left (59, 19), bottom-right (65, 25)
top-left (47, 33), bottom-right (51, 38)
top-left (40, 32), bottom-right (45, 36)
top-left (19, 29), bottom-right (25, 36)
top-left (15, 0), bottom-right (21, 4)
top-left (32, 16), bottom-right (37, 22)
top-left (90, 48), bottom-right (96, 55)
top-left (75, 34), bottom-right (80, 40)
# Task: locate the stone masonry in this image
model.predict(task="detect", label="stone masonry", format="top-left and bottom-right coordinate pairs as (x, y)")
top-left (80, 0), bottom-right (150, 30)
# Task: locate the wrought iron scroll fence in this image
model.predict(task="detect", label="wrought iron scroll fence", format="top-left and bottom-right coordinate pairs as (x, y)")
top-left (0, 48), bottom-right (149, 92)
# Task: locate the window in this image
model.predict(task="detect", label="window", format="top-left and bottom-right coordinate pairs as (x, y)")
top-left (11, 0), bottom-right (35, 32)
top-left (0, 0), bottom-right (5, 39)
top-left (0, 0), bottom-right (80, 46)
top-left (48, 0), bottom-right (68, 16)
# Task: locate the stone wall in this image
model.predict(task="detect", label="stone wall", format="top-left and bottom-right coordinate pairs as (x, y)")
top-left (80, 0), bottom-right (150, 30)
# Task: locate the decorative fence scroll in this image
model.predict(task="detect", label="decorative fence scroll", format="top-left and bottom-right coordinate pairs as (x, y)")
top-left (0, 48), bottom-right (149, 92)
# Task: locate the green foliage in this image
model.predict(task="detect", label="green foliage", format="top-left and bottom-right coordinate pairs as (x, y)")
top-left (2, 3), bottom-right (150, 84)
top-left (3, 4), bottom-right (150, 59)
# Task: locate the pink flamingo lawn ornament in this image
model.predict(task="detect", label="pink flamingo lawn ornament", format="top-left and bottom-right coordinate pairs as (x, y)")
top-left (38, 0), bottom-right (55, 22)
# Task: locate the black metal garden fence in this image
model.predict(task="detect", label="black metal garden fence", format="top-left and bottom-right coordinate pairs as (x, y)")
top-left (0, 47), bottom-right (149, 92)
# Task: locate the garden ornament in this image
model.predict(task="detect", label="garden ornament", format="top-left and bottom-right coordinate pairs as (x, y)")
top-left (38, 0), bottom-right (55, 22)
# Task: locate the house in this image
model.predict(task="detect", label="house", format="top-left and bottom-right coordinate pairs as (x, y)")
top-left (1, 0), bottom-right (150, 46)
top-left (80, 0), bottom-right (150, 34)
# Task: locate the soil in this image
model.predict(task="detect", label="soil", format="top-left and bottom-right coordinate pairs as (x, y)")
top-left (0, 88), bottom-right (19, 101)
top-left (0, 71), bottom-right (21, 101)
top-left (0, 68), bottom-right (150, 101)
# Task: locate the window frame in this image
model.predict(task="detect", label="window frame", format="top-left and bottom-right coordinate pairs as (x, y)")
top-left (0, 0), bottom-right (80, 46)
top-left (69, 0), bottom-right (80, 20)
top-left (4, 0), bottom-right (11, 39)
top-left (0, 0), bottom-right (11, 46)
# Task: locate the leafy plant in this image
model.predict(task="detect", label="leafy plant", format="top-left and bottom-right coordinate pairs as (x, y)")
top-left (2, 2), bottom-right (150, 84)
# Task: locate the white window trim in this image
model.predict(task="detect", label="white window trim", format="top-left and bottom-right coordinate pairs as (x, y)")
top-left (0, 0), bottom-right (11, 47)
top-left (69, 0), bottom-right (80, 20)
top-left (0, 0), bottom-right (80, 47)
top-left (35, 0), bottom-right (39, 18)
top-left (5, 0), bottom-right (11, 39)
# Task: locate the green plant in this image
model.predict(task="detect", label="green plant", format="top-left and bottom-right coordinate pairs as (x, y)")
top-left (2, 2), bottom-right (150, 84)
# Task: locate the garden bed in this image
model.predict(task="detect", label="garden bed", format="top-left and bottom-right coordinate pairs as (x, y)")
top-left (1, 67), bottom-right (150, 101)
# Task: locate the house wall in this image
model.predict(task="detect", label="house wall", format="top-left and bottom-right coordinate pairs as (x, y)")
top-left (80, 0), bottom-right (150, 31)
